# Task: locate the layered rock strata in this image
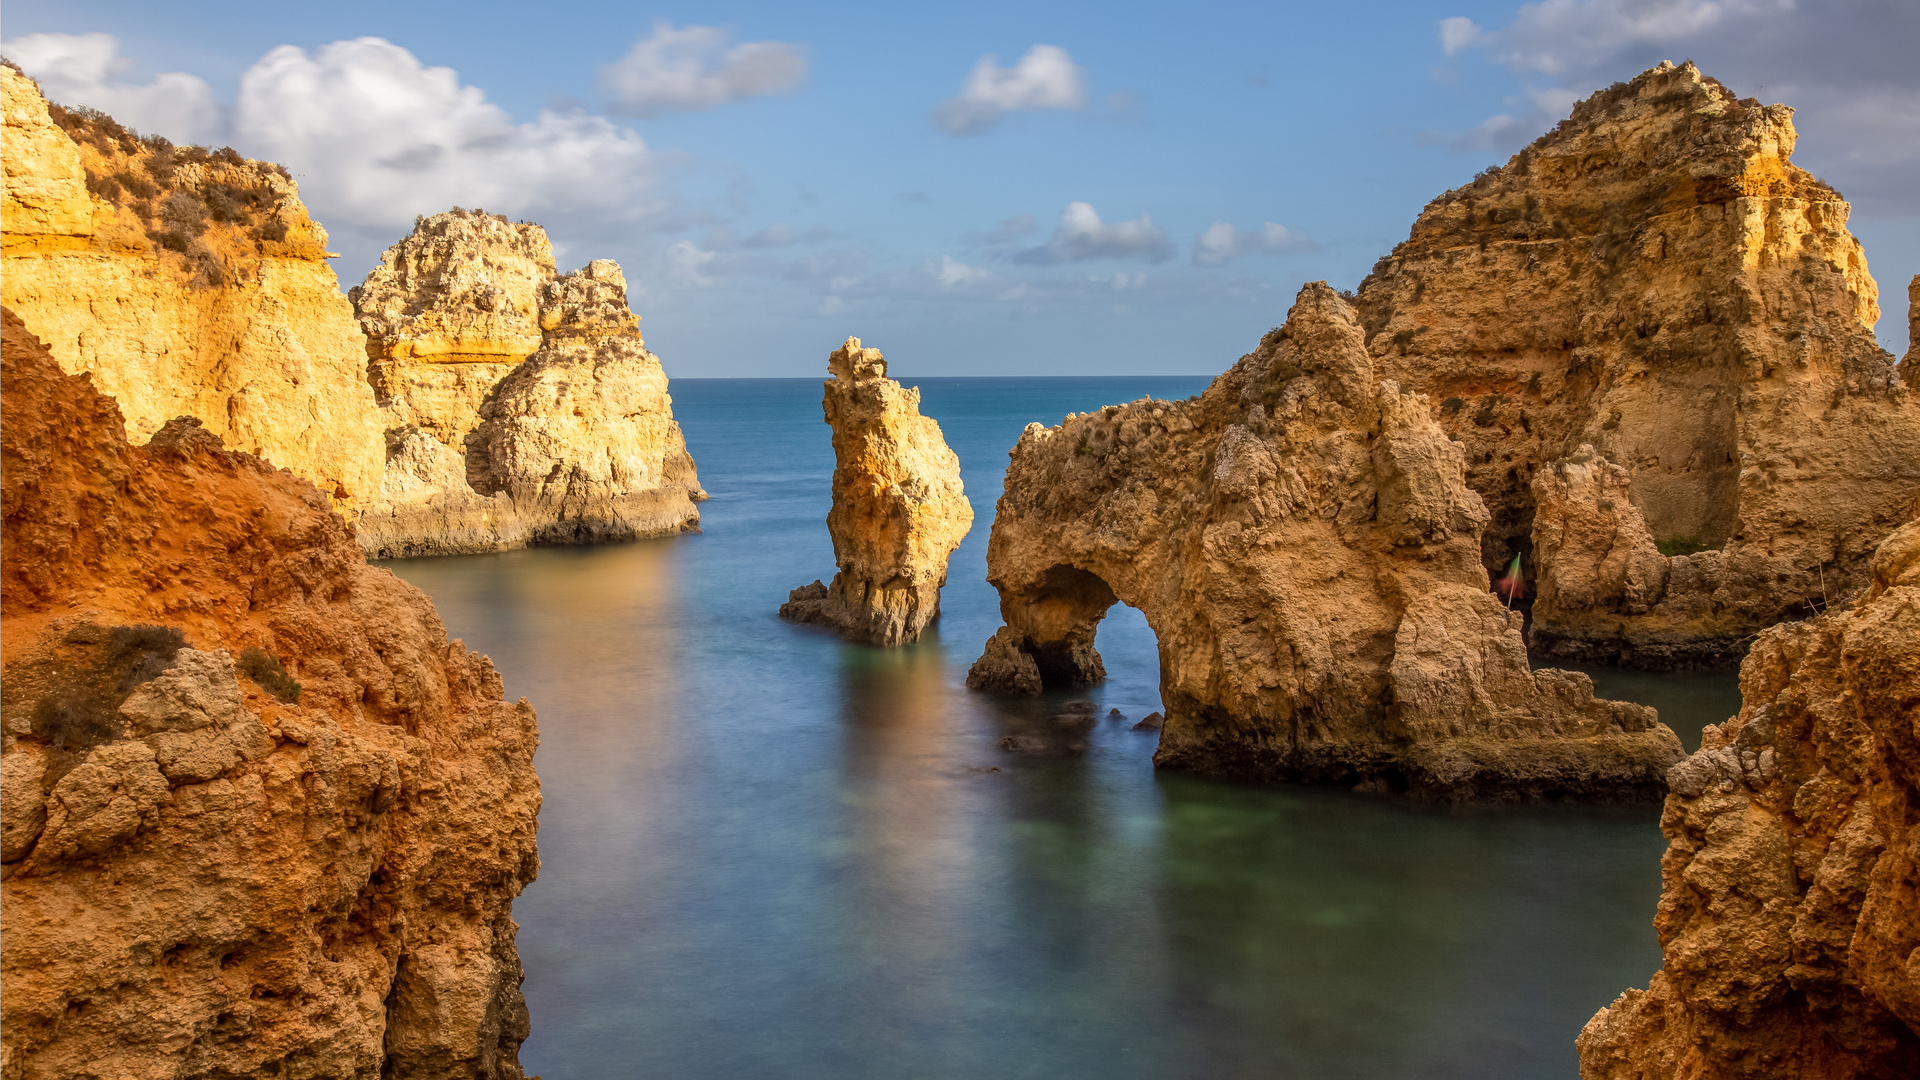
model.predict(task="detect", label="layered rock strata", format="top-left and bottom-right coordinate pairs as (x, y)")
top-left (1577, 514), bottom-right (1920, 1078)
top-left (968, 283), bottom-right (1682, 798)
top-left (779, 338), bottom-right (973, 645)
top-left (0, 63), bottom-right (383, 516)
top-left (0, 309), bottom-right (541, 1079)
top-left (1359, 61), bottom-right (1920, 666)
top-left (351, 210), bottom-right (706, 557)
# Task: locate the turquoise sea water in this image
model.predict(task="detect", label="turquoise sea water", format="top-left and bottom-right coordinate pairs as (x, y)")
top-left (382, 377), bottom-right (1742, 1080)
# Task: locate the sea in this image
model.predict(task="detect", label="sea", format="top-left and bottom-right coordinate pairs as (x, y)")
top-left (381, 376), bottom-right (1743, 1080)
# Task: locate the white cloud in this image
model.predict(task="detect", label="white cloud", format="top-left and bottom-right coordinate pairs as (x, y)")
top-left (1014, 202), bottom-right (1171, 264)
top-left (1192, 221), bottom-right (1318, 266)
top-left (932, 45), bottom-right (1086, 136)
top-left (1439, 17), bottom-right (1485, 57)
top-left (233, 38), bottom-right (659, 236)
top-left (2, 32), bottom-right (222, 144)
top-left (666, 238), bottom-right (721, 287)
top-left (1486, 0), bottom-right (1790, 76)
top-left (598, 22), bottom-right (806, 117)
top-left (934, 255), bottom-right (993, 287)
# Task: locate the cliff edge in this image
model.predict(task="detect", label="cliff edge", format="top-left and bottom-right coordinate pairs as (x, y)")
top-left (0, 308), bottom-right (541, 1079)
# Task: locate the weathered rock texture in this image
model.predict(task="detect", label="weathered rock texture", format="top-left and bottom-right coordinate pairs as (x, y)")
top-left (0, 63), bottom-right (384, 516)
top-left (1577, 514), bottom-right (1920, 1078)
top-left (1905, 275), bottom-right (1918, 390)
top-left (968, 283), bottom-right (1682, 799)
top-left (0, 308), bottom-right (541, 1079)
top-left (351, 210), bottom-right (705, 557)
top-left (1359, 61), bottom-right (1920, 666)
top-left (779, 338), bottom-right (973, 645)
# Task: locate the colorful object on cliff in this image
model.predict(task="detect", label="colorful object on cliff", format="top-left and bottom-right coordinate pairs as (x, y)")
top-left (1498, 555), bottom-right (1524, 607)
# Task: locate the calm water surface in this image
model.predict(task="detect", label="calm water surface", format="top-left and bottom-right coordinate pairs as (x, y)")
top-left (382, 377), bottom-right (1741, 1080)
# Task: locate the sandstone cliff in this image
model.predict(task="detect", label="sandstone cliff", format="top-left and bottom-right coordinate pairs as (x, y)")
top-left (0, 309), bottom-right (541, 1079)
top-left (351, 210), bottom-right (706, 557)
top-left (968, 283), bottom-right (1682, 799)
top-left (0, 63), bottom-right (384, 516)
top-left (780, 338), bottom-right (973, 645)
top-left (1577, 514), bottom-right (1920, 1078)
top-left (1359, 61), bottom-right (1920, 666)
top-left (1905, 275), bottom-right (1918, 390)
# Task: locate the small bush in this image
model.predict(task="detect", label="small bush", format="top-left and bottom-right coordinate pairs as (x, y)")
top-left (1655, 538), bottom-right (1711, 558)
top-left (28, 624), bottom-right (186, 750)
top-left (238, 647), bottom-right (301, 703)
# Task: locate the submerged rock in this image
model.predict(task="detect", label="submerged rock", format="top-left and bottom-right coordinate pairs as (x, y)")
top-left (969, 282), bottom-right (1681, 799)
top-left (352, 211), bottom-right (706, 557)
top-left (1360, 61), bottom-right (1920, 666)
top-left (779, 337), bottom-right (973, 645)
top-left (0, 309), bottom-right (541, 1078)
top-left (1578, 515), bottom-right (1920, 1078)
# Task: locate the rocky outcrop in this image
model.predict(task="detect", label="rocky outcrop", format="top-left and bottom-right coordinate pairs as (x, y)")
top-left (1577, 515), bottom-right (1920, 1078)
top-left (968, 282), bottom-right (1682, 799)
top-left (0, 63), bottom-right (384, 516)
top-left (0, 309), bottom-right (541, 1079)
top-left (779, 338), bottom-right (973, 645)
top-left (1905, 275), bottom-right (1918, 390)
top-left (1359, 61), bottom-right (1920, 666)
top-left (351, 210), bottom-right (705, 558)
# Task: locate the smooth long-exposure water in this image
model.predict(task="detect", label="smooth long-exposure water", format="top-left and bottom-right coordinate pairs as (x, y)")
top-left (383, 377), bottom-right (1741, 1080)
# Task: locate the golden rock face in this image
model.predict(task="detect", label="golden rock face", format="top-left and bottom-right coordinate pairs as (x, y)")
top-left (1358, 60), bottom-right (1920, 666)
top-left (779, 337), bottom-right (974, 646)
top-left (969, 283), bottom-right (1682, 799)
top-left (0, 65), bottom-right (385, 515)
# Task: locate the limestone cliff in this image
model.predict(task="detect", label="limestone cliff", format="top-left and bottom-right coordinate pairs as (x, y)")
top-left (968, 283), bottom-right (1682, 799)
top-left (780, 338), bottom-right (973, 645)
top-left (351, 210), bottom-right (706, 557)
top-left (1359, 61), bottom-right (1920, 666)
top-left (0, 309), bottom-right (541, 1079)
top-left (1577, 515), bottom-right (1920, 1078)
top-left (0, 63), bottom-right (384, 516)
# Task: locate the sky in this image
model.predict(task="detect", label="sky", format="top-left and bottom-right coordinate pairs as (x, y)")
top-left (5, 0), bottom-right (1916, 376)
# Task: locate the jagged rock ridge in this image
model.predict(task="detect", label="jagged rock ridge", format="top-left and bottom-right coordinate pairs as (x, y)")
top-left (1359, 61), bottom-right (1920, 666)
top-left (352, 210), bottom-right (706, 558)
top-left (968, 283), bottom-right (1683, 799)
top-left (0, 309), bottom-right (541, 1079)
top-left (1578, 513), bottom-right (1920, 1078)
top-left (780, 337), bottom-right (973, 645)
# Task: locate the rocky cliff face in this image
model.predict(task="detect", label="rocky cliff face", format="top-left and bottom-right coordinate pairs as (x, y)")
top-left (780, 337), bottom-right (973, 645)
top-left (0, 64), bottom-right (384, 516)
top-left (1359, 61), bottom-right (1920, 666)
top-left (1577, 514), bottom-right (1920, 1078)
top-left (968, 283), bottom-right (1682, 799)
top-left (0, 309), bottom-right (541, 1079)
top-left (351, 210), bottom-right (705, 558)
top-left (1905, 275), bottom-right (1918, 390)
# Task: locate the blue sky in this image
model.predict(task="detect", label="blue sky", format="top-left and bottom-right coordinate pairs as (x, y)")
top-left (7, 0), bottom-right (1916, 376)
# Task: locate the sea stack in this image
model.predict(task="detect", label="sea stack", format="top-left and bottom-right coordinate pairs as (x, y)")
top-left (1358, 61), bottom-right (1920, 666)
top-left (968, 282), bottom-right (1682, 800)
top-left (1577, 514), bottom-right (1920, 1077)
top-left (352, 209), bottom-right (706, 557)
top-left (0, 310), bottom-right (541, 1078)
top-left (780, 337), bottom-right (973, 646)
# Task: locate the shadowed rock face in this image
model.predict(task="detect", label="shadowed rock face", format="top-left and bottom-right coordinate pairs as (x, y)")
top-left (0, 309), bottom-right (541, 1079)
top-left (1359, 61), bottom-right (1920, 667)
top-left (352, 211), bottom-right (706, 557)
top-left (1578, 515), bottom-right (1920, 1079)
top-left (968, 283), bottom-right (1683, 800)
top-left (780, 338), bottom-right (973, 646)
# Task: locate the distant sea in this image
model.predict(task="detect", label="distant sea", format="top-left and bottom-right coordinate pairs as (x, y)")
top-left (383, 377), bottom-right (1740, 1080)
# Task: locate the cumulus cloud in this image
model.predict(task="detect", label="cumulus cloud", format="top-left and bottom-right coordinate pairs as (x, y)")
top-left (1432, 1), bottom-right (1920, 213)
top-left (234, 38), bottom-right (659, 237)
top-left (1192, 221), bottom-right (1318, 266)
top-left (2, 32), bottom-right (222, 144)
top-left (1013, 202), bottom-right (1171, 265)
top-left (934, 255), bottom-right (993, 287)
top-left (932, 45), bottom-right (1086, 136)
top-left (598, 22), bottom-right (806, 117)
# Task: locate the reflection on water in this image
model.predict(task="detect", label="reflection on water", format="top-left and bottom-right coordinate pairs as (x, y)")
top-left (383, 377), bottom-right (1740, 1080)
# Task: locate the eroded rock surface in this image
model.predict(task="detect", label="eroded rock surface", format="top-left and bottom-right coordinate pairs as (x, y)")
top-left (969, 283), bottom-right (1681, 799)
top-left (0, 64), bottom-right (384, 516)
top-left (780, 338), bottom-right (973, 645)
top-left (0, 309), bottom-right (541, 1079)
top-left (352, 211), bottom-right (705, 557)
top-left (1359, 61), bottom-right (1920, 665)
top-left (1577, 515), bottom-right (1920, 1078)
